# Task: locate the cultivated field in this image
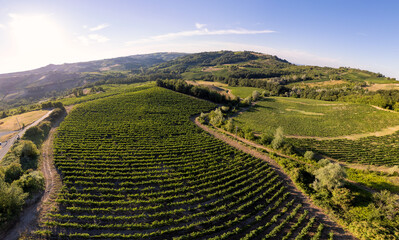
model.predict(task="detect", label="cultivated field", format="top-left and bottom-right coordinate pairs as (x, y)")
top-left (288, 131), bottom-right (399, 166)
top-left (34, 87), bottom-right (330, 239)
top-left (234, 97), bottom-right (399, 137)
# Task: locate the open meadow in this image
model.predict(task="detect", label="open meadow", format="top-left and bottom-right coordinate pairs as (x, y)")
top-left (234, 97), bottom-right (399, 137)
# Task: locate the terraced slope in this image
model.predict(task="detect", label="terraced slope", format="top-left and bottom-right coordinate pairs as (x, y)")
top-left (34, 87), bottom-right (341, 239)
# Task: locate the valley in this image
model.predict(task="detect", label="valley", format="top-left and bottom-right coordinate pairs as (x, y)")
top-left (0, 51), bottom-right (398, 240)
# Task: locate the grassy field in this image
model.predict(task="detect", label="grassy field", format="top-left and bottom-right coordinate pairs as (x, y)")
top-left (0, 110), bottom-right (49, 132)
top-left (234, 97), bottom-right (399, 137)
top-left (34, 87), bottom-right (330, 239)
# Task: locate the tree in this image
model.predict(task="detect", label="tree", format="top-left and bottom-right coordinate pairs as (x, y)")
top-left (271, 127), bottom-right (284, 149)
top-left (224, 119), bottom-right (235, 132)
top-left (209, 108), bottom-right (224, 127)
top-left (318, 158), bottom-right (331, 167)
top-left (260, 133), bottom-right (273, 145)
top-left (15, 171), bottom-right (45, 195)
top-left (252, 91), bottom-right (260, 101)
top-left (313, 163), bottom-right (347, 191)
top-left (4, 163), bottom-right (23, 183)
top-left (0, 179), bottom-right (27, 224)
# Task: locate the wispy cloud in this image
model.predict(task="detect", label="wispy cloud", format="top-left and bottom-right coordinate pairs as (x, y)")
top-left (88, 34), bottom-right (109, 42)
top-left (195, 23), bottom-right (206, 29)
top-left (77, 34), bottom-right (109, 45)
top-left (89, 23), bottom-right (109, 31)
top-left (0, 23), bottom-right (5, 29)
top-left (126, 23), bottom-right (274, 45)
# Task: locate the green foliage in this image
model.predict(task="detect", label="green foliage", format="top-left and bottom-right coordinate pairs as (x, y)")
top-left (40, 87), bottom-right (326, 239)
top-left (243, 127), bottom-right (255, 141)
top-left (4, 163), bottom-right (23, 183)
top-left (251, 90), bottom-right (260, 101)
top-left (223, 118), bottom-right (235, 132)
top-left (15, 171), bottom-right (45, 196)
top-left (290, 130), bottom-right (399, 165)
top-left (271, 127), bottom-right (285, 149)
top-left (331, 187), bottom-right (354, 210)
top-left (157, 79), bottom-right (230, 103)
top-left (0, 178), bottom-right (28, 226)
top-left (304, 151), bottom-right (315, 160)
top-left (3, 140), bottom-right (40, 170)
top-left (373, 190), bottom-right (399, 220)
top-left (313, 163), bottom-right (347, 191)
top-left (346, 168), bottom-right (399, 193)
top-left (260, 133), bottom-right (273, 145)
top-left (235, 97), bottom-right (399, 137)
top-left (318, 159), bottom-right (331, 167)
top-left (209, 108), bottom-right (224, 127)
top-left (197, 112), bottom-right (209, 124)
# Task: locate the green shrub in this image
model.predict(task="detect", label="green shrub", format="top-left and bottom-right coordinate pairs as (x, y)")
top-left (0, 178), bottom-right (28, 225)
top-left (313, 163), bottom-right (347, 191)
top-left (271, 127), bottom-right (284, 149)
top-left (304, 151), bottom-right (315, 160)
top-left (15, 171), bottom-right (45, 196)
top-left (4, 163), bottom-right (23, 183)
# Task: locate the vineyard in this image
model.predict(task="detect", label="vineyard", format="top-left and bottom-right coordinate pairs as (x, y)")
top-left (234, 97), bottom-right (399, 137)
top-left (34, 87), bottom-right (331, 239)
top-left (288, 131), bottom-right (399, 166)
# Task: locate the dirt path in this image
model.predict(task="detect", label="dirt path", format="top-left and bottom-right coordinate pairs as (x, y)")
top-left (2, 110), bottom-right (66, 240)
top-left (192, 116), bottom-right (357, 240)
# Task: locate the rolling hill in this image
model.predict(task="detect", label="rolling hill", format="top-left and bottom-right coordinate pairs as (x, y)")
top-left (0, 52), bottom-right (185, 104)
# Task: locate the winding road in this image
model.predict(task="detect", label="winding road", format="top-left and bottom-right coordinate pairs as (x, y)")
top-left (0, 110), bottom-right (53, 162)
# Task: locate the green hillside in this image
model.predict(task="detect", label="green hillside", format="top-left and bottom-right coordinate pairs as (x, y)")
top-left (35, 87), bottom-right (333, 239)
top-left (234, 97), bottom-right (399, 137)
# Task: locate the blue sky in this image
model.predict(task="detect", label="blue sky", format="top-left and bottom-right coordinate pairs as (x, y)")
top-left (0, 0), bottom-right (398, 78)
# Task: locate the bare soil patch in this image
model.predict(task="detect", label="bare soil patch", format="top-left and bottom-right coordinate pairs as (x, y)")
top-left (367, 83), bottom-right (399, 91)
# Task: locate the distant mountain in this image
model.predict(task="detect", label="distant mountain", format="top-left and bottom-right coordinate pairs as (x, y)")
top-left (148, 51), bottom-right (396, 86)
top-left (0, 52), bottom-right (186, 104)
top-left (0, 50), bottom-right (396, 111)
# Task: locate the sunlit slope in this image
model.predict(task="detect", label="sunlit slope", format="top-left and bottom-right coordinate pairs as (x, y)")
top-left (36, 87), bottom-right (330, 239)
top-left (234, 97), bottom-right (399, 137)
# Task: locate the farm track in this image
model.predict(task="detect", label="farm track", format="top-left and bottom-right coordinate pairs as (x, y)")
top-left (192, 115), bottom-right (357, 240)
top-left (2, 108), bottom-right (69, 240)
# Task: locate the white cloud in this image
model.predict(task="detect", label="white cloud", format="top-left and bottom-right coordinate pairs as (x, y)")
top-left (0, 23), bottom-right (5, 29)
top-left (195, 23), bottom-right (206, 29)
top-left (89, 23), bottom-right (109, 31)
top-left (77, 34), bottom-right (109, 45)
top-left (88, 34), bottom-right (109, 42)
top-left (126, 24), bottom-right (274, 45)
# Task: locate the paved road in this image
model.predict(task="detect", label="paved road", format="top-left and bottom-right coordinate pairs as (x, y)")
top-left (0, 110), bottom-right (54, 162)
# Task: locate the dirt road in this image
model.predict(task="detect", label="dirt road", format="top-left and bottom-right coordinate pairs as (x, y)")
top-left (2, 110), bottom-right (65, 240)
